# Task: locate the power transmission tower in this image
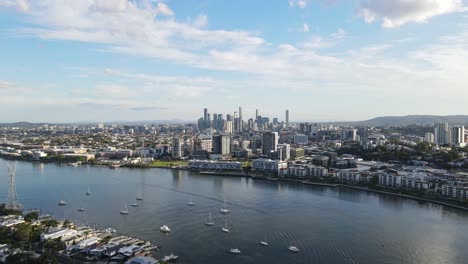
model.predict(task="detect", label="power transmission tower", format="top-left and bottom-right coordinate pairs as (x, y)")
top-left (6, 164), bottom-right (22, 210)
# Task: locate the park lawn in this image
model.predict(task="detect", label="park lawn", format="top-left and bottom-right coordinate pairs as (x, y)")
top-left (150, 160), bottom-right (188, 167)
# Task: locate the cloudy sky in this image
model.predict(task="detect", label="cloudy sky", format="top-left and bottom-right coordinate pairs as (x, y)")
top-left (1, 0), bottom-right (467, 123)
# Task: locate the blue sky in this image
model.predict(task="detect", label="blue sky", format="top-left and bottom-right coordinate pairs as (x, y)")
top-left (0, 0), bottom-right (468, 123)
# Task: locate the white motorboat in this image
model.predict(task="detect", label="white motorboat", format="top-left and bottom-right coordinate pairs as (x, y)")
top-left (58, 200), bottom-right (66, 206)
top-left (131, 202), bottom-right (138, 207)
top-left (220, 199), bottom-right (229, 214)
top-left (222, 216), bottom-right (229, 233)
top-left (288, 245), bottom-right (299, 252)
top-left (205, 212), bottom-right (214, 226)
top-left (230, 248), bottom-right (241, 254)
top-left (77, 207), bottom-right (85, 212)
top-left (260, 233), bottom-right (269, 246)
top-left (162, 252), bottom-right (178, 262)
top-left (160, 225), bottom-right (171, 233)
top-left (120, 202), bottom-right (129, 215)
top-left (187, 200), bottom-right (195, 206)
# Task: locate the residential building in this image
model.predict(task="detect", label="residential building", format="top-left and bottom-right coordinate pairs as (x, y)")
top-left (172, 137), bottom-right (184, 159)
top-left (262, 131), bottom-right (279, 156)
top-left (252, 158), bottom-right (287, 174)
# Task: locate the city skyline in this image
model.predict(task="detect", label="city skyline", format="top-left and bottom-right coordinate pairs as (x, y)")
top-left (1, 0), bottom-right (468, 122)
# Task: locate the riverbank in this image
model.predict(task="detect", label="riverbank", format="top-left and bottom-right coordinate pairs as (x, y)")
top-left (339, 185), bottom-right (468, 212)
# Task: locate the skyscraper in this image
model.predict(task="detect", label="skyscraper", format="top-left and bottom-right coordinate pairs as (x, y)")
top-left (434, 122), bottom-right (450, 145)
top-left (239, 106), bottom-right (243, 132)
top-left (255, 109), bottom-right (259, 121)
top-left (451, 125), bottom-right (465, 147)
top-left (285, 110), bottom-right (289, 127)
top-left (204, 108), bottom-right (208, 121)
top-left (262, 131), bottom-right (279, 155)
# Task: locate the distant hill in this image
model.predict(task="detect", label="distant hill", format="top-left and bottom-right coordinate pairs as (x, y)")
top-left (0, 122), bottom-right (48, 128)
top-left (349, 115), bottom-right (468, 127)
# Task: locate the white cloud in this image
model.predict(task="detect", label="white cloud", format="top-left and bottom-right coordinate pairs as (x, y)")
top-left (193, 14), bottom-right (208, 28)
top-left (0, 80), bottom-right (15, 89)
top-left (91, 0), bottom-right (127, 13)
top-left (95, 84), bottom-right (134, 98)
top-left (298, 0), bottom-right (308, 8)
top-left (288, 0), bottom-right (308, 8)
top-left (358, 0), bottom-right (465, 28)
top-left (155, 2), bottom-right (174, 16)
top-left (0, 0), bottom-right (28, 11)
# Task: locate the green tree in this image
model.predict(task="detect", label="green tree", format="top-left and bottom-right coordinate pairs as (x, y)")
top-left (13, 223), bottom-right (32, 242)
top-left (24, 211), bottom-right (39, 222)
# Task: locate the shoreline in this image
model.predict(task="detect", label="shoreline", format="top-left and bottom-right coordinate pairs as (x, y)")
top-left (338, 185), bottom-right (468, 212)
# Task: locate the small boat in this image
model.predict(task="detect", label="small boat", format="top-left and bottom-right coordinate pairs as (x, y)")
top-left (105, 228), bottom-right (117, 233)
top-left (260, 233), bottom-right (269, 246)
top-left (160, 225), bottom-right (171, 233)
top-left (230, 248), bottom-right (241, 254)
top-left (222, 216), bottom-right (229, 233)
top-left (120, 202), bottom-right (129, 215)
top-left (86, 187), bottom-right (91, 196)
top-left (131, 202), bottom-right (139, 207)
top-left (220, 199), bottom-right (229, 214)
top-left (136, 191), bottom-right (143, 201)
top-left (288, 245), bottom-right (299, 252)
top-left (205, 212), bottom-right (214, 226)
top-left (77, 207), bottom-right (85, 212)
top-left (58, 200), bottom-right (66, 206)
top-left (162, 252), bottom-right (178, 262)
top-left (187, 200), bottom-right (195, 206)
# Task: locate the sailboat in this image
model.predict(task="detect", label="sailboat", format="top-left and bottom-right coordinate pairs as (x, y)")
top-left (120, 201), bottom-right (129, 215)
top-left (131, 201), bottom-right (139, 207)
top-left (260, 232), bottom-right (269, 246)
top-left (220, 199), bottom-right (229, 214)
top-left (222, 215), bottom-right (229, 233)
top-left (205, 212), bottom-right (214, 226)
top-left (86, 186), bottom-right (91, 196)
top-left (136, 191), bottom-right (143, 201)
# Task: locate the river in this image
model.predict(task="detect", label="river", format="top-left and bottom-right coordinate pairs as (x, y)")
top-left (1, 159), bottom-right (468, 264)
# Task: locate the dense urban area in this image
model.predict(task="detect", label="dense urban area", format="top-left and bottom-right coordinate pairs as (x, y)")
top-left (1, 108), bottom-right (468, 263)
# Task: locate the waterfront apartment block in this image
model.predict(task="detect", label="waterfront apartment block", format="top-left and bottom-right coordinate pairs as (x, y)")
top-left (188, 160), bottom-right (242, 171)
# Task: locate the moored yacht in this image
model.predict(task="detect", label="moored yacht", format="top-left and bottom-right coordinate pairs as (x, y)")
top-left (162, 252), bottom-right (178, 262)
top-left (120, 202), bottom-right (129, 215)
top-left (136, 191), bottom-right (143, 201)
top-left (58, 200), bottom-right (66, 206)
top-left (221, 215), bottom-right (229, 233)
top-left (205, 212), bottom-right (214, 226)
top-left (230, 248), bottom-right (241, 254)
top-left (260, 233), bottom-right (269, 246)
top-left (288, 245), bottom-right (299, 252)
top-left (160, 225), bottom-right (171, 233)
top-left (220, 199), bottom-right (229, 214)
